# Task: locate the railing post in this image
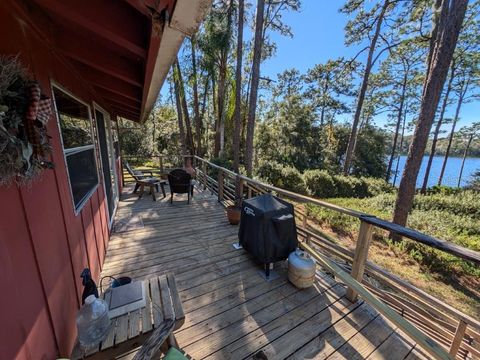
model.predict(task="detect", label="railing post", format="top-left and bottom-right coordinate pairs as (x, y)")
top-left (235, 175), bottom-right (244, 206)
top-left (202, 161), bottom-right (207, 190)
top-left (449, 320), bottom-right (467, 357)
top-left (302, 213), bottom-right (307, 229)
top-left (218, 169), bottom-right (224, 202)
top-left (247, 186), bottom-right (252, 199)
top-left (159, 156), bottom-right (164, 174)
top-left (346, 220), bottom-right (374, 302)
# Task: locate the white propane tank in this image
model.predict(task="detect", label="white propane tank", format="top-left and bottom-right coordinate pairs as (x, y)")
top-left (288, 249), bottom-right (316, 288)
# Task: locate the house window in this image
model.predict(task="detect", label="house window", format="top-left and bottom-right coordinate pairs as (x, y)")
top-left (52, 86), bottom-right (98, 213)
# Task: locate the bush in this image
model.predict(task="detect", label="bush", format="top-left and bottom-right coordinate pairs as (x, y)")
top-left (332, 175), bottom-right (356, 197)
top-left (256, 161), bottom-right (306, 194)
top-left (303, 170), bottom-right (337, 198)
top-left (413, 191), bottom-right (480, 219)
top-left (209, 156), bottom-right (233, 178)
top-left (425, 185), bottom-right (461, 196)
top-left (362, 177), bottom-right (395, 196)
top-left (304, 172), bottom-right (394, 199)
top-left (279, 166), bottom-right (307, 194)
top-left (256, 161), bottom-right (284, 186)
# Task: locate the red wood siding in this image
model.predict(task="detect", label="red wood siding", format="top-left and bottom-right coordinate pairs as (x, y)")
top-left (0, 2), bottom-right (115, 358)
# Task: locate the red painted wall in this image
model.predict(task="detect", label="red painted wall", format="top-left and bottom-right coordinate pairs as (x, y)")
top-left (0, 3), bottom-right (117, 358)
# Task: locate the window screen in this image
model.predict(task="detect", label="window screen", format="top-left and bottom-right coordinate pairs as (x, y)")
top-left (53, 87), bottom-right (98, 212)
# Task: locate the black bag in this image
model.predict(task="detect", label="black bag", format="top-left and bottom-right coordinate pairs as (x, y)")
top-left (238, 194), bottom-right (298, 265)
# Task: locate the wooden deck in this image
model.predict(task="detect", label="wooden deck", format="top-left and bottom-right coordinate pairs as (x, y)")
top-left (101, 184), bottom-right (431, 360)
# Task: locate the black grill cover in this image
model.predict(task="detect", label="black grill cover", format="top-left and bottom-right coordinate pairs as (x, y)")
top-left (238, 194), bottom-right (298, 264)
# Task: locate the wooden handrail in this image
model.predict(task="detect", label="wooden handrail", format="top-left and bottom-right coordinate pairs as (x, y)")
top-left (194, 155), bottom-right (480, 266)
top-left (361, 216), bottom-right (480, 265)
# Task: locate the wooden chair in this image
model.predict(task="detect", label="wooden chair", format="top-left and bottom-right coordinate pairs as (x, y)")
top-left (167, 169), bottom-right (193, 204)
top-left (123, 161), bottom-right (166, 201)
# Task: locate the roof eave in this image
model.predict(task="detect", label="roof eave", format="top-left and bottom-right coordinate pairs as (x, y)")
top-left (140, 0), bottom-right (212, 123)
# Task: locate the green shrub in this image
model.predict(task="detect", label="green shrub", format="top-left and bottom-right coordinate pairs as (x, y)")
top-left (425, 185), bottom-right (461, 195)
top-left (279, 166), bottom-right (307, 194)
top-left (255, 161), bottom-right (306, 194)
top-left (362, 177), bottom-right (395, 196)
top-left (209, 156), bottom-right (234, 178)
top-left (256, 161), bottom-right (284, 185)
top-left (303, 170), bottom-right (337, 198)
top-left (332, 175), bottom-right (355, 197)
top-left (413, 191), bottom-right (480, 219)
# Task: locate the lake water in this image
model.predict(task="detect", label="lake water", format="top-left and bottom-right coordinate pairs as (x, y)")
top-left (390, 155), bottom-right (480, 188)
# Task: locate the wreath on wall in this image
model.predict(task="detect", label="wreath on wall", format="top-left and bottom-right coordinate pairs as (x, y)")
top-left (0, 55), bottom-right (54, 186)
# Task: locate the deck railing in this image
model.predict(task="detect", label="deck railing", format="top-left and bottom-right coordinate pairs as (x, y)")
top-left (190, 155), bottom-right (480, 360)
top-left (121, 154), bottom-right (480, 359)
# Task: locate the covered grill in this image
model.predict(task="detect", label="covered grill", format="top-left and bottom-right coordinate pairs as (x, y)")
top-left (238, 194), bottom-right (298, 277)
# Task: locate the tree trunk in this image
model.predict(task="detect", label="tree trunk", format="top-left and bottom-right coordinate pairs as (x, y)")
top-left (190, 36), bottom-right (202, 156)
top-left (438, 81), bottom-right (469, 185)
top-left (420, 61), bottom-right (455, 193)
top-left (233, 0), bottom-right (244, 173)
top-left (343, 0), bottom-right (390, 174)
top-left (457, 134), bottom-right (473, 187)
top-left (386, 72), bottom-right (408, 182)
top-left (172, 75), bottom-right (187, 155)
top-left (245, 0), bottom-right (266, 177)
top-left (214, 0), bottom-right (233, 158)
top-left (393, 108), bottom-right (408, 186)
top-left (200, 76), bottom-right (209, 125)
top-left (392, 0), bottom-right (467, 237)
top-left (175, 58), bottom-right (195, 155)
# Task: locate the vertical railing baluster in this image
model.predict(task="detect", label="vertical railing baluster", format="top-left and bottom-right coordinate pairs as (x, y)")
top-left (218, 169), bottom-right (224, 202)
top-left (346, 220), bottom-right (374, 302)
top-left (202, 161), bottom-right (207, 190)
top-left (449, 320), bottom-right (467, 357)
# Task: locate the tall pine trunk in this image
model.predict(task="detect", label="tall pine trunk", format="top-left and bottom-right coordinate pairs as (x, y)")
top-left (420, 62), bottom-right (455, 193)
top-left (386, 71), bottom-right (408, 182)
top-left (173, 75), bottom-right (187, 155)
top-left (245, 0), bottom-right (266, 177)
top-left (175, 58), bottom-right (195, 155)
top-left (393, 109), bottom-right (408, 186)
top-left (343, 0), bottom-right (390, 174)
top-left (392, 0), bottom-right (468, 237)
top-left (191, 36), bottom-right (202, 156)
top-left (233, 0), bottom-right (244, 173)
top-left (457, 133), bottom-right (473, 187)
top-left (438, 80), bottom-right (469, 185)
top-left (214, 1), bottom-right (233, 158)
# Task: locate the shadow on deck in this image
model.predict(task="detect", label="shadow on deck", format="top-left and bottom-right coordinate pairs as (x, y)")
top-left (101, 184), bottom-right (429, 359)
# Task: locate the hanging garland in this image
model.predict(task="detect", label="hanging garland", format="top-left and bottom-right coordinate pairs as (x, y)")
top-left (0, 55), bottom-right (54, 186)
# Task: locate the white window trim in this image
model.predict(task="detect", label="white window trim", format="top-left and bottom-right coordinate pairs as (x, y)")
top-left (51, 81), bottom-right (100, 216)
top-left (93, 102), bottom-right (119, 228)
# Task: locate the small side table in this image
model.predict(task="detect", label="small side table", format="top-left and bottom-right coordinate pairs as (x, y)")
top-left (71, 273), bottom-right (184, 360)
top-left (138, 179), bottom-right (167, 201)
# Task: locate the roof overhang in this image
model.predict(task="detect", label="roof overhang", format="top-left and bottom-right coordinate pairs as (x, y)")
top-left (17, 0), bottom-right (211, 122)
top-left (141, 0), bottom-right (213, 122)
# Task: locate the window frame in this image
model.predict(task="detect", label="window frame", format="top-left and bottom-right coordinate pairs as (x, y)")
top-left (51, 81), bottom-right (100, 215)
top-left (93, 102), bottom-right (120, 227)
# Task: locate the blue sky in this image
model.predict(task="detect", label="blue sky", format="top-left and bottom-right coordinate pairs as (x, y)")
top-left (257, 1), bottom-right (478, 132)
top-left (165, 1), bottom-right (478, 133)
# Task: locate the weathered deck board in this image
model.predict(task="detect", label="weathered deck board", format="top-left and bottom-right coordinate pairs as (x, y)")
top-left (100, 184), bottom-right (431, 359)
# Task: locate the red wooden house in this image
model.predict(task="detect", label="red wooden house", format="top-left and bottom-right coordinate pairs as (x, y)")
top-left (0, 1), bottom-right (210, 358)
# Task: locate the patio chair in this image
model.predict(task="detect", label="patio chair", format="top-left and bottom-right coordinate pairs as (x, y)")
top-left (123, 160), bottom-right (166, 200)
top-left (168, 169), bottom-right (193, 204)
